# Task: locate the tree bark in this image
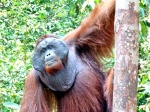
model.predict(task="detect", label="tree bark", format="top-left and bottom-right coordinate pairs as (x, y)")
top-left (113, 0), bottom-right (139, 112)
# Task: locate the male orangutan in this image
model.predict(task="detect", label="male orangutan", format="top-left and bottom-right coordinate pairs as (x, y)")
top-left (20, 0), bottom-right (115, 112)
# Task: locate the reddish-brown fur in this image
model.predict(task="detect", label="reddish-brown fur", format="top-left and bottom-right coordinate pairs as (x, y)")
top-left (20, 0), bottom-right (115, 112)
top-left (104, 68), bottom-right (114, 111)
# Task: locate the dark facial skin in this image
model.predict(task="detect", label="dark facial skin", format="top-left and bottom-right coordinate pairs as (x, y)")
top-left (32, 37), bottom-right (77, 91)
top-left (33, 38), bottom-right (68, 73)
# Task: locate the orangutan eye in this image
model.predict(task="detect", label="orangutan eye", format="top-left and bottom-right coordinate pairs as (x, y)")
top-left (48, 45), bottom-right (53, 49)
top-left (42, 48), bottom-right (46, 53)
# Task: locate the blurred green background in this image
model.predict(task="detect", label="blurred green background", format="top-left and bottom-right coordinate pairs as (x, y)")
top-left (0, 0), bottom-right (149, 112)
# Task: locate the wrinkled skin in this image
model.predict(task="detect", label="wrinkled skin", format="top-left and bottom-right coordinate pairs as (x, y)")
top-left (32, 37), bottom-right (78, 91)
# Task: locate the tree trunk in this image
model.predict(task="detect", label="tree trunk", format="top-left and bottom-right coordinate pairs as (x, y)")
top-left (113, 0), bottom-right (139, 112)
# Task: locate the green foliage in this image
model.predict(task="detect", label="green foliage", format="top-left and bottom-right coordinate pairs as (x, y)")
top-left (0, 0), bottom-right (149, 111)
top-left (138, 0), bottom-right (150, 111)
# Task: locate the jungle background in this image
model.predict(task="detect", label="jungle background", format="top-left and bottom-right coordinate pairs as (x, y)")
top-left (0, 0), bottom-right (149, 112)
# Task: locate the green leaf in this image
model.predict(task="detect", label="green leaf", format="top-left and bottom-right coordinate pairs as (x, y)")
top-left (3, 102), bottom-right (20, 109)
top-left (140, 21), bottom-right (147, 36)
top-left (144, 0), bottom-right (150, 6)
top-left (140, 7), bottom-right (145, 17)
top-left (95, 0), bottom-right (100, 4)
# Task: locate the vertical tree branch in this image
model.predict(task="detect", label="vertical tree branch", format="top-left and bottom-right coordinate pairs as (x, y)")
top-left (113, 0), bottom-right (139, 111)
